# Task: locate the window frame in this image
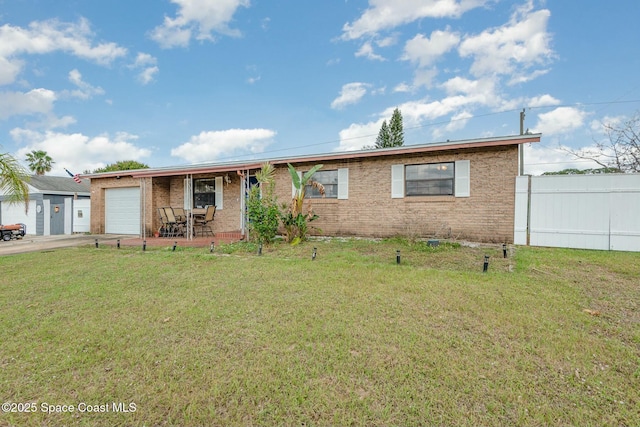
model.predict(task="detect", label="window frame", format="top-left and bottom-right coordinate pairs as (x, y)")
top-left (193, 178), bottom-right (216, 208)
top-left (305, 169), bottom-right (339, 199)
top-left (404, 162), bottom-right (455, 197)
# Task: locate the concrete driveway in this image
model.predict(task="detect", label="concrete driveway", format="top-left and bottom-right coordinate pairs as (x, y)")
top-left (0, 234), bottom-right (130, 256)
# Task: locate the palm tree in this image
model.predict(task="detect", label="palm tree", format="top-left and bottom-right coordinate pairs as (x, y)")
top-left (25, 150), bottom-right (54, 175)
top-left (0, 151), bottom-right (30, 211)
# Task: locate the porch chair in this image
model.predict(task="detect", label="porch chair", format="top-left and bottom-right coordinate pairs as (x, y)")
top-left (194, 205), bottom-right (216, 237)
top-left (173, 207), bottom-right (187, 222)
top-left (158, 207), bottom-right (171, 237)
top-left (164, 207), bottom-right (186, 237)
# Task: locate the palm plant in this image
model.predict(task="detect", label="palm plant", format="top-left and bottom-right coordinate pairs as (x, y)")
top-left (0, 151), bottom-right (30, 212)
top-left (246, 163), bottom-right (280, 244)
top-left (25, 150), bottom-right (54, 175)
top-left (282, 163), bottom-right (324, 243)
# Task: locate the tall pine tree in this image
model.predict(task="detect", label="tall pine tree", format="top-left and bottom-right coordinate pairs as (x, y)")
top-left (375, 120), bottom-right (390, 148)
top-left (389, 108), bottom-right (404, 147)
top-left (374, 108), bottom-right (404, 148)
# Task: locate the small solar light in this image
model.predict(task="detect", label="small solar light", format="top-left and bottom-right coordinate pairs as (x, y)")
top-left (143, 240), bottom-right (147, 251)
top-left (312, 247), bottom-right (317, 260)
top-left (210, 242), bottom-right (215, 253)
top-left (95, 238), bottom-right (99, 249)
top-left (483, 255), bottom-right (490, 272)
top-left (172, 241), bottom-right (177, 252)
top-left (116, 239), bottom-right (120, 249)
top-left (258, 243), bottom-right (263, 255)
top-left (396, 250), bottom-right (401, 265)
top-left (503, 243), bottom-right (507, 258)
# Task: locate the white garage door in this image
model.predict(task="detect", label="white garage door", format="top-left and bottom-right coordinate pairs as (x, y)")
top-left (105, 187), bottom-right (140, 234)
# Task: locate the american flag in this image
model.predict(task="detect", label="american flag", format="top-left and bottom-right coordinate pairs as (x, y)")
top-left (65, 168), bottom-right (82, 184)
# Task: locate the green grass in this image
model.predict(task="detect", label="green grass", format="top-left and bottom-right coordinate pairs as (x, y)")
top-left (0, 239), bottom-right (638, 426)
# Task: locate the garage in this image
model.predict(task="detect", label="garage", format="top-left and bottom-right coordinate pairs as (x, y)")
top-left (105, 187), bottom-right (140, 234)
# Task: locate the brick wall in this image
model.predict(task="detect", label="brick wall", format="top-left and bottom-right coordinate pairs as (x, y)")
top-left (90, 145), bottom-right (518, 242)
top-left (272, 145), bottom-right (518, 243)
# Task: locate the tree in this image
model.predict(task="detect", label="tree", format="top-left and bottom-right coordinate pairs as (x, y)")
top-left (389, 107), bottom-right (404, 147)
top-left (246, 163), bottom-right (280, 244)
top-left (281, 163), bottom-right (323, 243)
top-left (25, 150), bottom-right (54, 175)
top-left (566, 112), bottom-right (640, 173)
top-left (375, 120), bottom-right (390, 148)
top-left (542, 167), bottom-right (621, 176)
top-left (1, 151), bottom-right (30, 212)
top-left (92, 160), bottom-right (150, 173)
top-left (374, 108), bottom-right (404, 148)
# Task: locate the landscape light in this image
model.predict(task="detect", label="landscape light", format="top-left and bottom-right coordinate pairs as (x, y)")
top-left (172, 241), bottom-right (177, 252)
top-left (143, 240), bottom-right (147, 251)
top-left (95, 238), bottom-right (98, 249)
top-left (117, 239), bottom-right (120, 249)
top-left (483, 255), bottom-right (489, 272)
top-left (210, 242), bottom-right (214, 253)
top-left (503, 244), bottom-right (507, 258)
top-left (258, 243), bottom-right (262, 256)
top-left (396, 250), bottom-right (401, 265)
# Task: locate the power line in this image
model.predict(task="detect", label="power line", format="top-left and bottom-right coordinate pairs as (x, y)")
top-left (199, 98), bottom-right (640, 164)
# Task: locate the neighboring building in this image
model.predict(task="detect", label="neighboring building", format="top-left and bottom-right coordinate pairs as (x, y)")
top-left (0, 175), bottom-right (90, 235)
top-left (84, 134), bottom-right (541, 243)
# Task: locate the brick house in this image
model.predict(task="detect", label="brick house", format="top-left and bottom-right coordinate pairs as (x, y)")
top-left (85, 134), bottom-right (540, 243)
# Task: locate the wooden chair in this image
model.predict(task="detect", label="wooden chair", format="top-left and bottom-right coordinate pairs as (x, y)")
top-left (194, 205), bottom-right (216, 237)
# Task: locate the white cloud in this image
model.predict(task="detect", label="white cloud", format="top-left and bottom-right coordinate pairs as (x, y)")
top-left (0, 19), bottom-right (127, 80)
top-left (331, 82), bottom-right (370, 110)
top-left (401, 29), bottom-right (460, 68)
top-left (150, 0), bottom-right (250, 48)
top-left (11, 128), bottom-right (151, 175)
top-left (0, 89), bottom-right (56, 120)
top-left (432, 110), bottom-right (473, 139)
top-left (129, 53), bottom-right (159, 85)
top-left (342, 0), bottom-right (488, 40)
top-left (533, 107), bottom-right (588, 136)
top-left (355, 42), bottom-right (385, 61)
top-left (171, 128), bottom-right (276, 163)
top-left (64, 69), bottom-right (105, 99)
top-left (0, 57), bottom-right (24, 86)
top-left (458, 5), bottom-right (552, 78)
top-left (335, 120), bottom-right (383, 151)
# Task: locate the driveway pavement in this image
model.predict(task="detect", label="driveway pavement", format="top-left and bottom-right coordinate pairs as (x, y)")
top-left (0, 234), bottom-right (130, 256)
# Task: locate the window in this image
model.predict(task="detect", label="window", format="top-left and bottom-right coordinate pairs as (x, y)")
top-left (405, 162), bottom-right (454, 196)
top-left (305, 170), bottom-right (338, 198)
top-left (193, 178), bottom-right (216, 208)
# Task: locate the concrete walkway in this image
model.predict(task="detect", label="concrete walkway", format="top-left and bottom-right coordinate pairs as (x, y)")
top-left (0, 234), bottom-right (129, 256)
top-left (0, 232), bottom-right (245, 255)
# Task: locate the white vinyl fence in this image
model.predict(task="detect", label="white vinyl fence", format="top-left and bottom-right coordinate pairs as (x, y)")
top-left (514, 174), bottom-right (640, 252)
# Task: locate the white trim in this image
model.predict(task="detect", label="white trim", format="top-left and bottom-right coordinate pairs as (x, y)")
top-left (215, 176), bottom-right (223, 209)
top-left (337, 168), bottom-right (349, 200)
top-left (454, 160), bottom-right (470, 197)
top-left (391, 164), bottom-right (405, 198)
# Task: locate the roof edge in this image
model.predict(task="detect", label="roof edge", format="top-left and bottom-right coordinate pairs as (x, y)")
top-left (84, 133), bottom-right (541, 179)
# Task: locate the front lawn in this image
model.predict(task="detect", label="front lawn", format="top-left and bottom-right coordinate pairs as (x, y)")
top-left (0, 239), bottom-right (638, 426)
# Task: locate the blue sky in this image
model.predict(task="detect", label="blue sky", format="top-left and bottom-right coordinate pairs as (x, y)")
top-left (1, 0), bottom-right (639, 176)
